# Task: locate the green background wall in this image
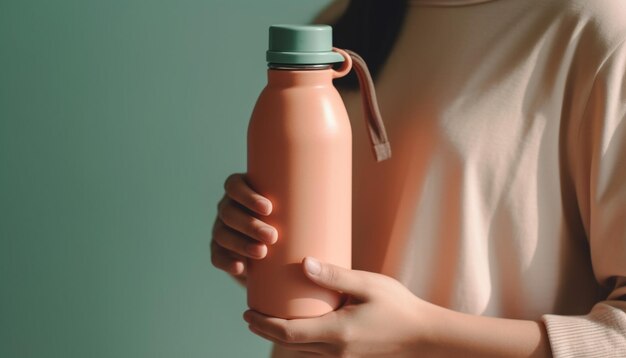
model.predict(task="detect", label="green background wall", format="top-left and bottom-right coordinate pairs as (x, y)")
top-left (0, 1), bottom-right (331, 357)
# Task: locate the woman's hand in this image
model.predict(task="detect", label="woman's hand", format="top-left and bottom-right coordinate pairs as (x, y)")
top-left (243, 257), bottom-right (433, 357)
top-left (210, 173), bottom-right (277, 286)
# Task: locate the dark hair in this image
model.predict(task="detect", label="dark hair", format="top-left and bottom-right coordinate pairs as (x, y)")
top-left (327, 0), bottom-right (409, 89)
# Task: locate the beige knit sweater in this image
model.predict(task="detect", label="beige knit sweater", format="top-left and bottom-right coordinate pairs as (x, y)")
top-left (273, 0), bottom-right (626, 356)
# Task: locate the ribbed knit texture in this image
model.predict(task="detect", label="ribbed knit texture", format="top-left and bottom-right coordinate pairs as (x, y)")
top-left (543, 304), bottom-right (626, 357)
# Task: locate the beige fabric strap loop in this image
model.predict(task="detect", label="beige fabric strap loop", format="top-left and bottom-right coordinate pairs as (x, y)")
top-left (344, 49), bottom-right (392, 162)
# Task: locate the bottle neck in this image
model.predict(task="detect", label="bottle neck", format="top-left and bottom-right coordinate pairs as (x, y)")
top-left (266, 64), bottom-right (334, 87)
top-left (267, 63), bottom-right (332, 70)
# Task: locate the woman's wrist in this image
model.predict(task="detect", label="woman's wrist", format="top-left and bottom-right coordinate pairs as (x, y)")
top-left (413, 300), bottom-right (552, 358)
top-left (405, 296), bottom-right (445, 356)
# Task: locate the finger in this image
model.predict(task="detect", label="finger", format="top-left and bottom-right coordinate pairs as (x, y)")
top-left (210, 239), bottom-right (246, 276)
top-left (214, 220), bottom-right (268, 259)
top-left (218, 198), bottom-right (277, 245)
top-left (248, 325), bottom-right (326, 355)
top-left (224, 173), bottom-right (273, 216)
top-left (243, 310), bottom-right (337, 344)
top-left (302, 257), bottom-right (372, 301)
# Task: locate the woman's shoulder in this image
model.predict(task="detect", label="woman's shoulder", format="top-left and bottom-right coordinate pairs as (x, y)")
top-left (563, 0), bottom-right (626, 53)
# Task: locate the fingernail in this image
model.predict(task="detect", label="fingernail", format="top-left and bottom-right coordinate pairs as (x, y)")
top-left (256, 200), bottom-right (271, 215)
top-left (258, 227), bottom-right (276, 244)
top-left (231, 261), bottom-right (244, 275)
top-left (304, 257), bottom-right (321, 275)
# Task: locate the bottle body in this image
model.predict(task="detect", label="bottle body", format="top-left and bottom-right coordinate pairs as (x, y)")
top-left (246, 68), bottom-right (352, 319)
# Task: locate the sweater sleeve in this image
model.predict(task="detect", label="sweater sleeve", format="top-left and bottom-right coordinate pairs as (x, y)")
top-left (542, 39), bottom-right (626, 358)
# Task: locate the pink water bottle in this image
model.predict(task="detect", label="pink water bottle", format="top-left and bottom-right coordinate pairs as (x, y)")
top-left (246, 24), bottom-right (391, 319)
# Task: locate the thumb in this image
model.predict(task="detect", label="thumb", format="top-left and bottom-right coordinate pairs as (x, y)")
top-left (302, 257), bottom-right (372, 301)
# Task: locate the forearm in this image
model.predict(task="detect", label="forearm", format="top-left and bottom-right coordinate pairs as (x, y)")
top-left (422, 304), bottom-right (552, 358)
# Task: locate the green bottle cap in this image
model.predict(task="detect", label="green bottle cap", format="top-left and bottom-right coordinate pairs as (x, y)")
top-left (266, 24), bottom-right (345, 65)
